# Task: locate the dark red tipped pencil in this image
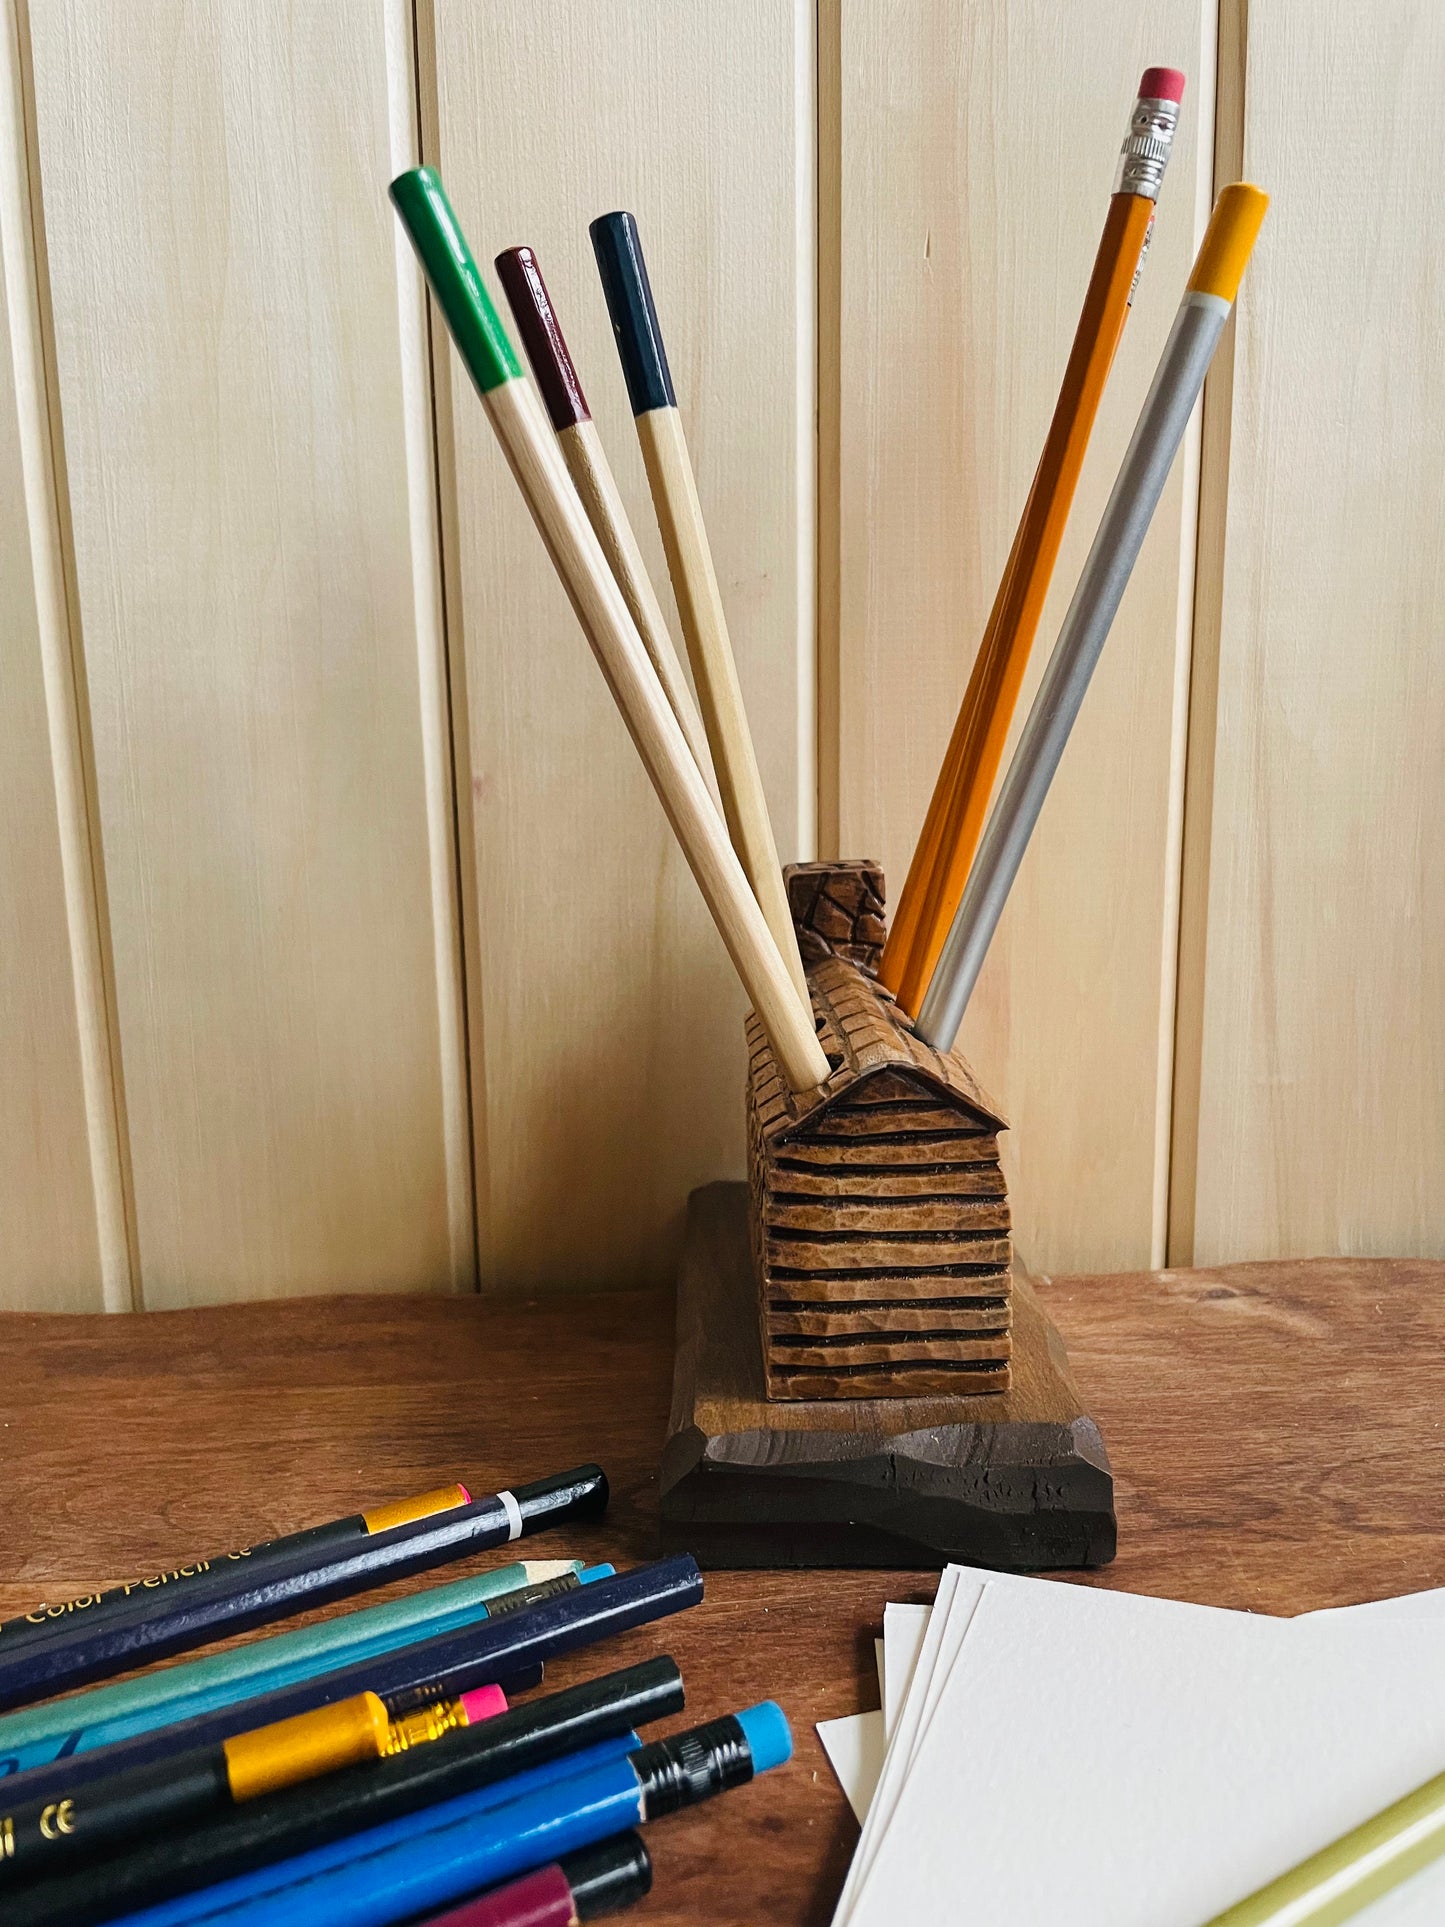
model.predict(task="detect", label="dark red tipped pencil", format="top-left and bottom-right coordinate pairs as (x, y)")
top-left (494, 244), bottom-right (713, 784)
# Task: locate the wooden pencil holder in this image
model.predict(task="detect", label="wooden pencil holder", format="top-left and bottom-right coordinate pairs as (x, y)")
top-left (660, 860), bottom-right (1117, 1570)
top-left (748, 863), bottom-right (1012, 1401)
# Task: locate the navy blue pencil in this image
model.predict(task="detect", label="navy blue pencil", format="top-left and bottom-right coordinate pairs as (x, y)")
top-left (2, 1662), bottom-right (686, 1927)
top-left (0, 1467), bottom-right (608, 1712)
top-left (0, 1558), bottom-right (702, 1809)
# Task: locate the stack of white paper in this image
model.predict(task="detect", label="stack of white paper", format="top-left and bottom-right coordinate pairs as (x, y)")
top-left (818, 1570), bottom-right (1445, 1924)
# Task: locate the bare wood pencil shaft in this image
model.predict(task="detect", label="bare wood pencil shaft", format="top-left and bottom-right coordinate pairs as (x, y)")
top-left (556, 416), bottom-right (718, 796)
top-left (486, 380), bottom-right (829, 1092)
top-left (635, 405), bottom-right (811, 1008)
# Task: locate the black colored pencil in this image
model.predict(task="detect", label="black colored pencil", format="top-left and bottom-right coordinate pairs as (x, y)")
top-left (3, 1659), bottom-right (684, 1927)
top-left (0, 1465), bottom-right (608, 1712)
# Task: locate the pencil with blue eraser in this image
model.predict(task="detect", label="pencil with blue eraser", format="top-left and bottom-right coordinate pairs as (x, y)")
top-left (0, 1561), bottom-right (589, 1786)
top-left (0, 1466), bottom-right (609, 1713)
top-left (5, 1661), bottom-right (686, 1927)
top-left (80, 1698), bottom-right (790, 1927)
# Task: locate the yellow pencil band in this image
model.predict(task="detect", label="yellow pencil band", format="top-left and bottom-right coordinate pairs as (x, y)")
top-left (361, 1484), bottom-right (471, 1535)
top-left (1187, 182), bottom-right (1270, 302)
top-left (222, 1692), bottom-right (391, 1802)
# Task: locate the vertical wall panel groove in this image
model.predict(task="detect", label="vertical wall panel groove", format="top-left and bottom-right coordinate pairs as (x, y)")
top-left (409, 0), bottom-right (494, 1290)
top-left (0, 0), bottom-right (134, 1310)
top-left (1180, 0), bottom-right (1445, 1263)
top-left (1167, 0), bottom-right (1246, 1265)
top-left (833, 0), bottom-right (1214, 1275)
top-left (431, 0), bottom-right (815, 1292)
top-left (383, 0), bottom-right (475, 1291)
top-left (815, 0), bottom-right (843, 863)
top-left (24, 0), bottom-right (472, 1305)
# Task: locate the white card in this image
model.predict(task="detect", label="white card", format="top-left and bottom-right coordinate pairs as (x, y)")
top-left (818, 1709), bottom-right (887, 1824)
top-left (839, 1571), bottom-right (988, 1922)
top-left (882, 1601), bottom-right (930, 1738)
top-left (846, 1580), bottom-right (1445, 1927)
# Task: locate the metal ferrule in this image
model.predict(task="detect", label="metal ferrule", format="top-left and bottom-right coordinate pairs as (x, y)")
top-left (1113, 95), bottom-right (1181, 200)
top-left (383, 1697), bottom-right (468, 1754)
top-left (633, 1715), bottom-right (753, 1820)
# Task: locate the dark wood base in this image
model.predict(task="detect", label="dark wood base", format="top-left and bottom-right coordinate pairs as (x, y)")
top-left (659, 1183), bottom-right (1116, 1570)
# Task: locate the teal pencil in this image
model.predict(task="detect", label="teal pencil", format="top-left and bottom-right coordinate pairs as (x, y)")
top-left (0, 1559), bottom-right (582, 1778)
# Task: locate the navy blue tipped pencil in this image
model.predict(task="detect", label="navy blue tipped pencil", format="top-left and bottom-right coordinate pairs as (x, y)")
top-left (0, 1483), bottom-right (473, 1657)
top-left (588, 210), bottom-right (810, 1010)
top-left (0, 1558), bottom-right (701, 1813)
top-left (0, 1466), bottom-right (608, 1712)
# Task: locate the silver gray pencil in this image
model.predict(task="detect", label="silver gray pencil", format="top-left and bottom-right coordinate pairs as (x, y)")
top-left (916, 185), bottom-right (1268, 1054)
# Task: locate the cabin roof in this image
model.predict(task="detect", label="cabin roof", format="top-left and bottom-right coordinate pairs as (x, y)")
top-left (748, 956), bottom-right (1007, 1146)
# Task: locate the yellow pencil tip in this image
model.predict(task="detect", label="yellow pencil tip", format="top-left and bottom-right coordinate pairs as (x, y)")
top-left (1187, 182), bottom-right (1269, 303)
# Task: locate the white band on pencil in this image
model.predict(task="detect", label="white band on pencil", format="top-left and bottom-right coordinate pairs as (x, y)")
top-left (497, 1490), bottom-right (523, 1542)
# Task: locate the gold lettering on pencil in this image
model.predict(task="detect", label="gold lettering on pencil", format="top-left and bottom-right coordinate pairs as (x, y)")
top-left (39, 1802), bottom-right (74, 1840)
top-left (21, 1592), bottom-right (101, 1626)
top-left (1, 1817), bottom-right (14, 1859)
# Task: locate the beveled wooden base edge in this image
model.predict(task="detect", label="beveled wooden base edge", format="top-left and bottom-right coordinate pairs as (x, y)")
top-left (659, 1417), bottom-right (1116, 1570)
top-left (659, 1182), bottom-right (1116, 1571)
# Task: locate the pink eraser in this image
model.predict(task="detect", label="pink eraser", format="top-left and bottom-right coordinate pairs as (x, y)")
top-left (461, 1683), bottom-right (508, 1724)
top-left (1139, 67), bottom-right (1185, 102)
top-left (457, 1484), bottom-right (472, 1504)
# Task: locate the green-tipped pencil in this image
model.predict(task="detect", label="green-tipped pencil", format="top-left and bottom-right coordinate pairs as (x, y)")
top-left (389, 169), bottom-right (828, 1096)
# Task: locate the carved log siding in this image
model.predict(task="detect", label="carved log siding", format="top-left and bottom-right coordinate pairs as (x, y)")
top-left (748, 934), bottom-right (1013, 1401)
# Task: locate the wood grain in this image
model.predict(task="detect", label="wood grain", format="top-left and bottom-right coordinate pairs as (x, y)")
top-left (430, 0), bottom-right (817, 1288)
top-left (661, 1183), bottom-right (1110, 1565)
top-left (1174, 0), bottom-right (1445, 1264)
top-left (828, 0), bottom-right (1213, 1272)
top-left (5, 1251), bottom-right (1441, 1921)
top-left (21, 0), bottom-right (471, 1305)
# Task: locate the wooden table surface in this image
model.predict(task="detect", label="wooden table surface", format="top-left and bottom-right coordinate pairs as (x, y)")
top-left (4, 1255), bottom-right (1444, 1925)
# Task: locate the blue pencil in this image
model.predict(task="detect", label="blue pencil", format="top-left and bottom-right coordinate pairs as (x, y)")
top-left (0, 1558), bottom-right (694, 1794)
top-left (4, 1660), bottom-right (685, 1927)
top-left (112, 1734), bottom-right (644, 1927)
top-left (115, 1704), bottom-right (791, 1927)
top-left (0, 1563), bottom-right (590, 1786)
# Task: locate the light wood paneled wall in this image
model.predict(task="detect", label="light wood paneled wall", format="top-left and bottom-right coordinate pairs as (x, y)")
top-left (826, 0), bottom-right (1215, 1273)
top-left (427, 0), bottom-right (815, 1291)
top-left (1171, 0), bottom-right (1445, 1263)
top-left (0, 0), bottom-right (1439, 1310)
top-left (14, 0), bottom-right (471, 1305)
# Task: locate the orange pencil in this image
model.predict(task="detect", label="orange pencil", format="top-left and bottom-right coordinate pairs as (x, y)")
top-left (882, 68), bottom-right (1185, 1015)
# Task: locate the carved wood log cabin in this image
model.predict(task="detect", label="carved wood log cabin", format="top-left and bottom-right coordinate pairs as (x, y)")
top-left (746, 862), bottom-right (1013, 1401)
